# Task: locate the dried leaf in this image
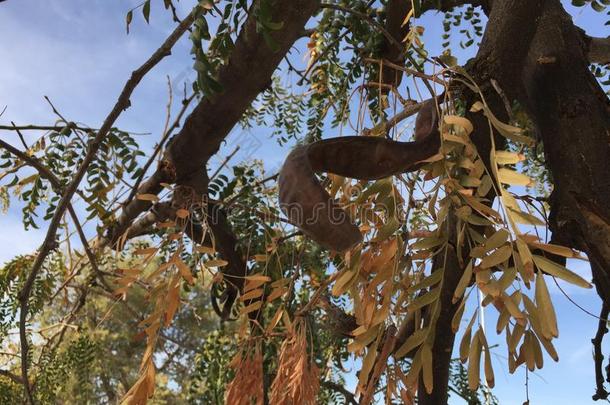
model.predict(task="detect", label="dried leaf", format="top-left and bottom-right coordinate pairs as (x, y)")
top-left (136, 193), bottom-right (159, 202)
top-left (468, 329), bottom-right (482, 391)
top-left (532, 255), bottom-right (592, 288)
top-left (535, 273), bottom-right (558, 338)
top-left (421, 344), bottom-right (434, 394)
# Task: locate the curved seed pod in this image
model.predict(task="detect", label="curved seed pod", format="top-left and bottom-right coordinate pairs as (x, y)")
top-left (278, 145), bottom-right (363, 252)
top-left (278, 100), bottom-right (440, 252)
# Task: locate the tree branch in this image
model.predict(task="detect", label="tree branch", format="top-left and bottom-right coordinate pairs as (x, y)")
top-left (110, 0), bottom-right (321, 244)
top-left (580, 31), bottom-right (610, 65)
top-left (592, 303), bottom-right (609, 400)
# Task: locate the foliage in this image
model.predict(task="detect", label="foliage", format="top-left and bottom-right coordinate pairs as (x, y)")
top-left (1, 1), bottom-right (608, 404)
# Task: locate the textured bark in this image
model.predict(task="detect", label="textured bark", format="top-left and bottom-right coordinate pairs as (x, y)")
top-left (379, 0), bottom-right (411, 90)
top-left (520, 0), bottom-right (610, 303)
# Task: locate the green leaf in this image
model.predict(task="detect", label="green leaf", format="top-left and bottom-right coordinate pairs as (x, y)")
top-left (126, 10), bottom-right (133, 34)
top-left (591, 0), bottom-right (606, 11)
top-left (142, 0), bottom-right (151, 24)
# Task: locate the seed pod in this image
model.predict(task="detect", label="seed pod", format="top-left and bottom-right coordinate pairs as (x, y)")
top-left (278, 100), bottom-right (440, 252)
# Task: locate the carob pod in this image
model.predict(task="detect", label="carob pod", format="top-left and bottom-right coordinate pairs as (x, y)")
top-left (279, 99), bottom-right (440, 252)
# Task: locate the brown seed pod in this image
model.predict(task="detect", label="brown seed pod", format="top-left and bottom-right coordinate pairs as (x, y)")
top-left (279, 100), bottom-right (440, 252)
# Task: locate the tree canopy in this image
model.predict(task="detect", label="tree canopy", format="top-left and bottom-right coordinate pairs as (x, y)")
top-left (0, 0), bottom-right (609, 404)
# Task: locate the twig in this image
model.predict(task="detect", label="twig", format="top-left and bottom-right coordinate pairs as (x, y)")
top-left (124, 92), bottom-right (197, 207)
top-left (0, 124), bottom-right (148, 135)
top-left (209, 145), bottom-right (240, 180)
top-left (15, 8), bottom-right (202, 403)
top-left (364, 58), bottom-right (445, 86)
top-left (11, 121), bottom-right (29, 149)
top-left (44, 95), bottom-right (69, 123)
top-left (593, 303), bottom-right (610, 400)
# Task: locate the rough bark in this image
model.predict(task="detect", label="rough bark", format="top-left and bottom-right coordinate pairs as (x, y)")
top-left (520, 0), bottom-right (610, 303)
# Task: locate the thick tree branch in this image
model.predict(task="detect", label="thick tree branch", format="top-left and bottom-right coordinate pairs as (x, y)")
top-left (519, 1), bottom-right (610, 303)
top-left (111, 0), bottom-right (321, 243)
top-left (580, 32), bottom-right (610, 65)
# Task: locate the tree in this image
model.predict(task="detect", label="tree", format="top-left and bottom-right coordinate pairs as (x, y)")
top-left (0, 0), bottom-right (608, 404)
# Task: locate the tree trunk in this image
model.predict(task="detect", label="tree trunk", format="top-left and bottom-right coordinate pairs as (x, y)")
top-left (520, 0), bottom-right (610, 303)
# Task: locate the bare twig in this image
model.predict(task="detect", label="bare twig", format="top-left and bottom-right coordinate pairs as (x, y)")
top-left (10, 121), bottom-right (29, 149)
top-left (209, 145), bottom-right (240, 181)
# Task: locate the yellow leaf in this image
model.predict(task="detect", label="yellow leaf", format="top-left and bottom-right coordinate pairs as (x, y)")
top-left (265, 308), bottom-right (283, 334)
top-left (459, 326), bottom-right (472, 363)
top-left (407, 289), bottom-right (440, 312)
top-left (253, 254), bottom-right (268, 262)
top-left (507, 207), bottom-right (546, 226)
top-left (495, 150), bottom-right (525, 165)
top-left (522, 295), bottom-right (550, 340)
top-left (394, 327), bottom-right (428, 359)
top-left (453, 260), bottom-right (473, 303)
top-left (444, 115), bottom-right (473, 135)
top-left (461, 194), bottom-right (502, 221)
top-left (175, 208), bottom-right (189, 219)
top-left (371, 216), bottom-right (401, 242)
top-left (532, 255), bottom-right (592, 288)
top-left (502, 292), bottom-right (526, 324)
top-left (535, 273), bottom-right (558, 338)
top-left (239, 288), bottom-right (264, 302)
top-left (134, 247), bottom-right (158, 256)
top-left (479, 245), bottom-right (512, 269)
top-left (537, 334), bottom-right (559, 362)
top-left (468, 329), bottom-right (482, 391)
top-left (407, 270), bottom-right (443, 294)
top-left (482, 229), bottom-right (510, 253)
top-left (136, 193), bottom-right (159, 202)
top-left (528, 241), bottom-right (583, 259)
top-left (358, 339), bottom-right (379, 391)
top-left (244, 278), bottom-right (267, 293)
top-left (508, 323), bottom-right (525, 354)
top-left (240, 300), bottom-right (263, 315)
top-left (17, 174), bottom-right (38, 186)
top-left (206, 259), bottom-right (229, 268)
top-left (480, 330), bottom-right (495, 388)
top-left (332, 269), bottom-right (357, 297)
top-left (498, 168), bottom-right (533, 186)
top-left (451, 297), bottom-right (466, 333)
top-left (421, 344), bottom-right (434, 394)
top-left (266, 286), bottom-right (287, 302)
top-left (177, 260), bottom-right (194, 284)
top-left (195, 245), bottom-right (215, 255)
top-left (165, 282), bottom-right (180, 327)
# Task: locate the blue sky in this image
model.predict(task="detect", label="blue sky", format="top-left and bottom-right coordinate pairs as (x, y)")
top-left (0, 1), bottom-right (608, 403)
